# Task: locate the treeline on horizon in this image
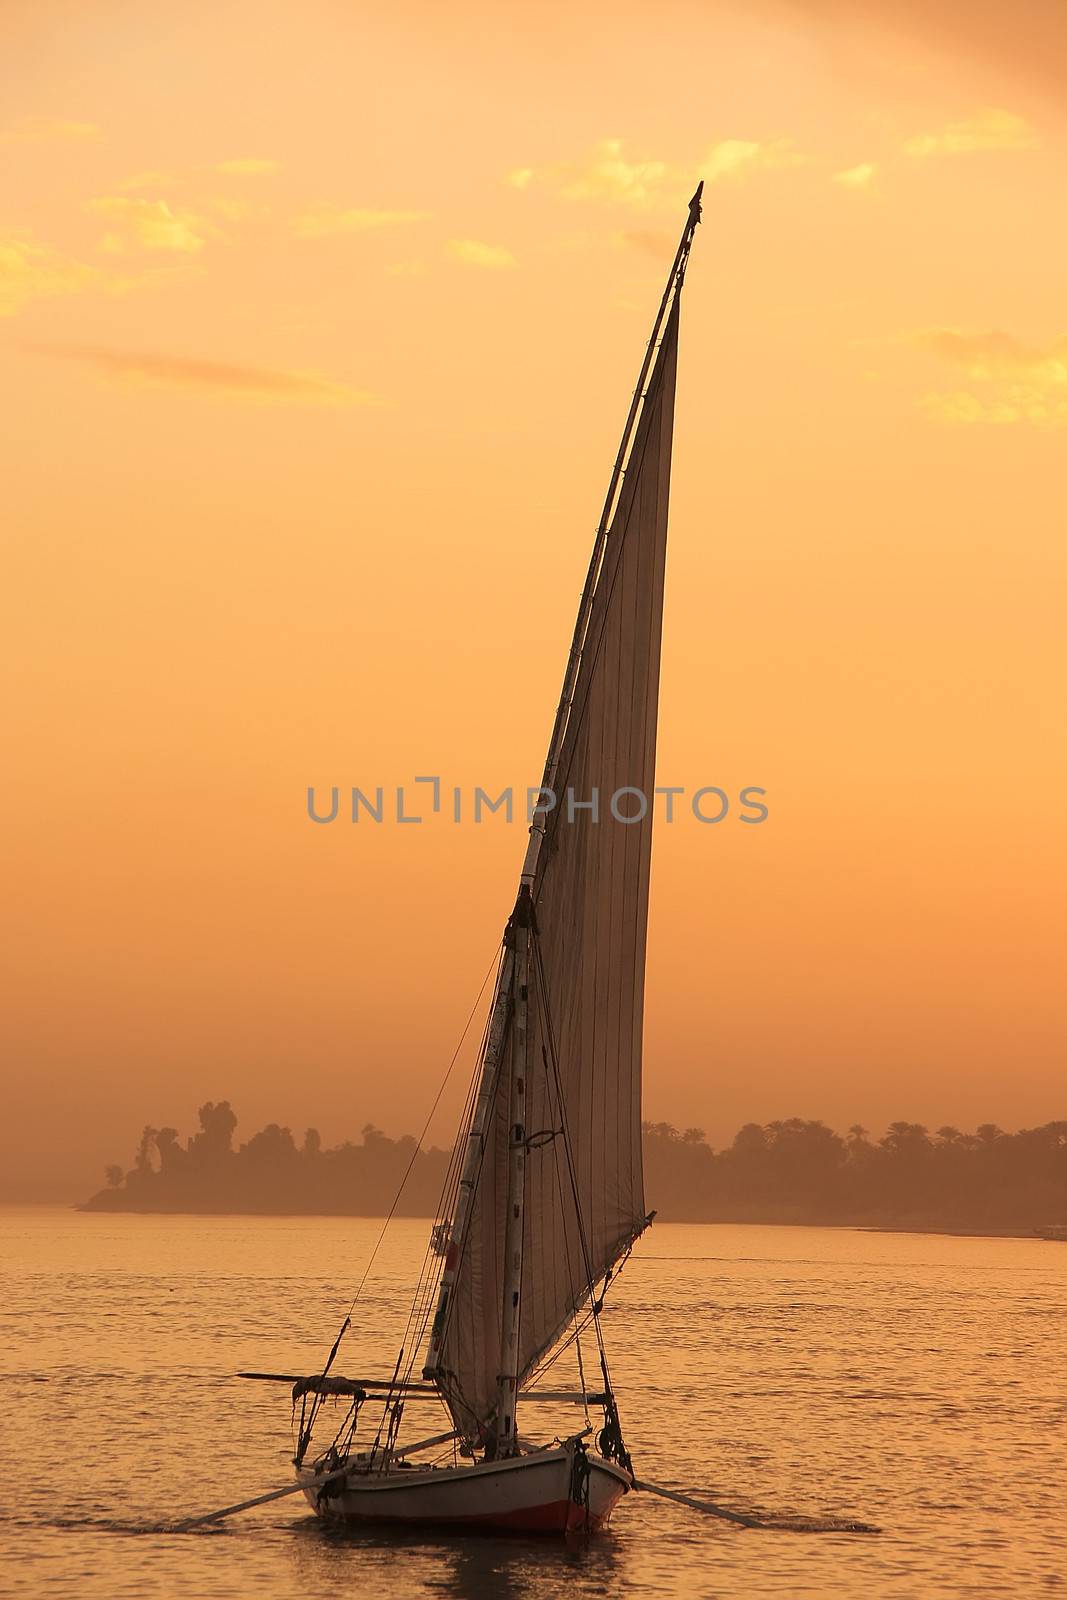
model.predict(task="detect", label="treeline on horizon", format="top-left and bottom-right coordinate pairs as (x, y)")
top-left (83, 1102), bottom-right (1067, 1231)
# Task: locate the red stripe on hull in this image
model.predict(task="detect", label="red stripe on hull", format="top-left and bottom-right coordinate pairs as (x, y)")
top-left (318, 1493), bottom-right (619, 1534)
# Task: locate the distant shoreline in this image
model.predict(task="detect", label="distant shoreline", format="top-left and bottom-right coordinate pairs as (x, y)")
top-left (30, 1203), bottom-right (1054, 1243)
top-left (857, 1224), bottom-right (1052, 1241)
top-left (3, 1199), bottom-right (1062, 1244)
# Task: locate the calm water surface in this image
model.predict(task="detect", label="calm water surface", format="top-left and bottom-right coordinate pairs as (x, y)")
top-left (1, 1209), bottom-right (1064, 1598)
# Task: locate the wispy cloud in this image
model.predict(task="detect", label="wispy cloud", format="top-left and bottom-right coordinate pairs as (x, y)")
top-left (117, 161), bottom-right (279, 191)
top-left (294, 206), bottom-right (428, 238)
top-left (904, 109), bottom-right (1037, 159)
top-left (911, 328), bottom-right (1067, 427)
top-left (215, 157), bottom-right (281, 176)
top-left (203, 196), bottom-right (269, 222)
top-left (704, 138), bottom-right (804, 183)
top-left (31, 345), bottom-right (376, 405)
top-left (1, 230), bottom-right (199, 317)
top-left (914, 329), bottom-right (1067, 383)
top-left (446, 238), bottom-right (517, 269)
top-left (550, 140), bottom-right (671, 207)
top-left (834, 162), bottom-right (877, 189)
top-left (87, 196), bottom-right (212, 254)
top-left (0, 234), bottom-right (101, 317)
top-left (0, 116), bottom-right (101, 144)
top-left (115, 169), bottom-right (177, 192)
top-left (512, 135), bottom-right (803, 211)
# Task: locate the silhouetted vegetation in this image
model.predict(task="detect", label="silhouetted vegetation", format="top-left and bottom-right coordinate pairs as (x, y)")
top-left (642, 1118), bottom-right (1067, 1232)
top-left (82, 1101), bottom-right (450, 1217)
top-left (83, 1105), bottom-right (1067, 1233)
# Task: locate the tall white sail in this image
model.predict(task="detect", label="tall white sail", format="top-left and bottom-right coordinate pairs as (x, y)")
top-left (430, 288), bottom-right (684, 1439)
top-left (523, 292), bottom-right (679, 1373)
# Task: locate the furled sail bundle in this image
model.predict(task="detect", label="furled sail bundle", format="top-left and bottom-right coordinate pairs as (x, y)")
top-left (431, 292), bottom-right (683, 1438)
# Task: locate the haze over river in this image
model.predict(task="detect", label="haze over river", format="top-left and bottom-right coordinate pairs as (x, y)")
top-left (2, 1209), bottom-right (1063, 1598)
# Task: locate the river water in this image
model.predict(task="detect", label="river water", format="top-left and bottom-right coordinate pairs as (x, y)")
top-left (1, 1208), bottom-right (1064, 1598)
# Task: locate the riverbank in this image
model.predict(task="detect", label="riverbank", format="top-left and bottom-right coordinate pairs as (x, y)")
top-left (18, 1199), bottom-right (1052, 1241)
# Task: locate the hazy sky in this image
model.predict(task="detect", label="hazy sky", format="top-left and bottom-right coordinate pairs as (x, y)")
top-left (3, 0), bottom-right (1065, 1198)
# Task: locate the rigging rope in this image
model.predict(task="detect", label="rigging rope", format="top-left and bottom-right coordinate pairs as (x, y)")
top-left (296, 943), bottom-right (503, 1464)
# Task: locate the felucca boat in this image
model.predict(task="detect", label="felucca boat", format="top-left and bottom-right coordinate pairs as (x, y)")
top-left (247, 186), bottom-right (702, 1534)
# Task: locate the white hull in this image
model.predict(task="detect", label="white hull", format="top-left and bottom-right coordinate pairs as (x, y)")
top-left (300, 1443), bottom-right (631, 1534)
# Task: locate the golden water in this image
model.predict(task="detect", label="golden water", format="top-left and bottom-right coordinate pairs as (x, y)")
top-left (2, 1208), bottom-right (1064, 1597)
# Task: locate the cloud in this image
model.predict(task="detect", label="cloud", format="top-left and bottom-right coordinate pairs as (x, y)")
top-left (904, 109), bottom-right (1037, 158)
top-left (0, 116), bottom-right (101, 144)
top-left (513, 136), bottom-right (804, 210)
top-left (834, 161), bottom-right (877, 188)
top-left (917, 390), bottom-right (1052, 426)
top-left (1, 230), bottom-right (203, 318)
top-left (553, 140), bottom-right (671, 207)
top-left (31, 345), bottom-right (376, 405)
top-left (87, 196), bottom-right (211, 253)
top-left (704, 138), bottom-right (804, 183)
top-left (215, 157), bottom-right (281, 176)
top-left (914, 329), bottom-right (1067, 384)
top-left (446, 238), bottom-right (517, 269)
top-left (117, 162), bottom-right (279, 191)
top-left (204, 196), bottom-right (268, 222)
top-left (911, 328), bottom-right (1067, 427)
top-left (0, 234), bottom-right (101, 317)
top-left (294, 206), bottom-right (428, 238)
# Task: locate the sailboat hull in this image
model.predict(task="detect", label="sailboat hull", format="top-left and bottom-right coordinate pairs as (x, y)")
top-left (300, 1444), bottom-right (631, 1534)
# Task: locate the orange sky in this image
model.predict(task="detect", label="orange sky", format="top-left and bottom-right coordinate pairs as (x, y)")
top-left (2, 0), bottom-right (1065, 1198)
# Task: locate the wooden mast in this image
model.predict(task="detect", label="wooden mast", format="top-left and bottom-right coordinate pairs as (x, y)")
top-left (495, 885), bottom-right (533, 1453)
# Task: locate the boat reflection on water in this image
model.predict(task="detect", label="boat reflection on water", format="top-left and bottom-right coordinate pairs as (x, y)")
top-left (288, 1511), bottom-right (625, 1600)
